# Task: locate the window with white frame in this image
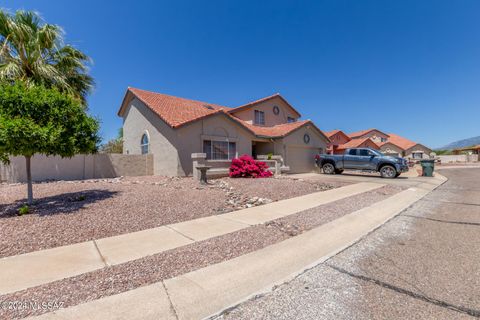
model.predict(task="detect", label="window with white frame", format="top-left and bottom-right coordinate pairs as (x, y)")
top-left (287, 116), bottom-right (296, 123)
top-left (412, 152), bottom-right (423, 159)
top-left (140, 133), bottom-right (149, 154)
top-left (254, 110), bottom-right (265, 125)
top-left (203, 140), bottom-right (236, 160)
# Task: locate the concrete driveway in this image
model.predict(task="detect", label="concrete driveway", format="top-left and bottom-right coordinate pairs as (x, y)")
top-left (288, 166), bottom-right (432, 189)
top-left (219, 168), bottom-right (480, 319)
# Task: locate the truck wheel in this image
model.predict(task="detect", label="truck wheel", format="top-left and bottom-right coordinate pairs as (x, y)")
top-left (322, 163), bottom-right (335, 174)
top-left (380, 165), bottom-right (397, 179)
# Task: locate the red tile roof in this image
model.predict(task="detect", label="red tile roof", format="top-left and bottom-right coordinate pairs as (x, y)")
top-left (384, 133), bottom-right (417, 150)
top-left (229, 93), bottom-right (302, 117)
top-left (378, 140), bottom-right (404, 150)
top-left (348, 128), bottom-right (389, 139)
top-left (325, 129), bottom-right (341, 137)
top-left (325, 129), bottom-right (351, 142)
top-left (337, 137), bottom-right (379, 150)
top-left (118, 88), bottom-right (329, 141)
top-left (240, 120), bottom-right (324, 138)
top-left (118, 87), bottom-right (232, 128)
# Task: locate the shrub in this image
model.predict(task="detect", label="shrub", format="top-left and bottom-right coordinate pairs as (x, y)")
top-left (229, 155), bottom-right (273, 178)
top-left (18, 205), bottom-right (30, 216)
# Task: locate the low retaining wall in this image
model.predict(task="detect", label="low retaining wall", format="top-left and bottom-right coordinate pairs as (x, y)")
top-left (0, 154), bottom-right (154, 183)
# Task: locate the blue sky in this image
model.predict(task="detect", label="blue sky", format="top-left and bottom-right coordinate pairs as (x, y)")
top-left (2, 0), bottom-right (480, 148)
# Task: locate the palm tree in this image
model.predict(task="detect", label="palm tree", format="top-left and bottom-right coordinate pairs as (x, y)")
top-left (0, 10), bottom-right (94, 104)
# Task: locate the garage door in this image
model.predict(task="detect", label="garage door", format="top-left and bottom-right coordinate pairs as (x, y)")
top-left (286, 146), bottom-right (319, 173)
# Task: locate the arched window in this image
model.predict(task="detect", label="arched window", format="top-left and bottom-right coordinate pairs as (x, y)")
top-left (141, 133), bottom-right (149, 154)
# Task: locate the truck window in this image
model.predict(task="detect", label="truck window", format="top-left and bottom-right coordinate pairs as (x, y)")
top-left (347, 149), bottom-right (357, 156)
top-left (358, 149), bottom-right (370, 156)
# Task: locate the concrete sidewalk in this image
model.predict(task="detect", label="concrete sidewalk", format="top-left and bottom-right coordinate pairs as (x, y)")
top-left (29, 174), bottom-right (447, 320)
top-left (0, 182), bottom-right (383, 295)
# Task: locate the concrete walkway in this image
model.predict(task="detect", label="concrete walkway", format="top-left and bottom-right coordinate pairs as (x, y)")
top-left (0, 182), bottom-right (383, 295)
top-left (28, 174), bottom-right (447, 320)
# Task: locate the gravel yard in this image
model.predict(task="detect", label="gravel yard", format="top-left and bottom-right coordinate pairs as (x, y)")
top-left (0, 176), bottom-right (346, 258)
top-left (0, 185), bottom-right (401, 319)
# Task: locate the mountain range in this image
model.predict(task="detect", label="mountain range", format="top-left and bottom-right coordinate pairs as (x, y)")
top-left (440, 136), bottom-right (480, 150)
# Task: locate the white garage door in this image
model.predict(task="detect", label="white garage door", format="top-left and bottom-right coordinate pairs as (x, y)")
top-left (286, 146), bottom-right (319, 173)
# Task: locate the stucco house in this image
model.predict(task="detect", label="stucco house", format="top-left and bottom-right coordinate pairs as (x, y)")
top-left (348, 129), bottom-right (432, 158)
top-left (379, 133), bottom-right (432, 159)
top-left (325, 128), bottom-right (432, 159)
top-left (118, 88), bottom-right (330, 176)
top-left (325, 130), bottom-right (379, 154)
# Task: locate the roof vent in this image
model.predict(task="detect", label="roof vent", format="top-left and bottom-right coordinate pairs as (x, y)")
top-left (203, 105), bottom-right (215, 110)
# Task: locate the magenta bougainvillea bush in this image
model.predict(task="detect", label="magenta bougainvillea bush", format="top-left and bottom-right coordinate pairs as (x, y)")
top-left (229, 155), bottom-right (273, 178)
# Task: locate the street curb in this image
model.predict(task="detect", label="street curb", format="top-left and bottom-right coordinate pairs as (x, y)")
top-left (203, 174), bottom-right (449, 320)
top-left (27, 175), bottom-right (448, 320)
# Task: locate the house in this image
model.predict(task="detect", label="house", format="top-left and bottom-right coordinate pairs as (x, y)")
top-left (326, 128), bottom-right (432, 159)
top-left (325, 130), bottom-right (379, 154)
top-left (325, 130), bottom-right (350, 154)
top-left (381, 133), bottom-right (432, 159)
top-left (347, 129), bottom-right (432, 159)
top-left (118, 88), bottom-right (330, 176)
top-left (348, 128), bottom-right (390, 144)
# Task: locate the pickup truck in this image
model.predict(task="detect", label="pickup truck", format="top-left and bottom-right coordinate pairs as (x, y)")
top-left (315, 148), bottom-right (409, 178)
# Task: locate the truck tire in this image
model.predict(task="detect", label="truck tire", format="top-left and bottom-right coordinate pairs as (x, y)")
top-left (380, 165), bottom-right (397, 179)
top-left (322, 163), bottom-right (335, 174)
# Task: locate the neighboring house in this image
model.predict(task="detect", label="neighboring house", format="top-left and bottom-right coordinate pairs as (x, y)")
top-left (335, 137), bottom-right (379, 154)
top-left (383, 133), bottom-right (432, 159)
top-left (325, 130), bottom-right (379, 154)
top-left (348, 128), bottom-right (390, 144)
top-left (377, 141), bottom-right (404, 157)
top-left (118, 88), bottom-right (330, 176)
top-left (347, 129), bottom-right (432, 159)
top-left (325, 130), bottom-right (351, 154)
top-left (326, 128), bottom-right (432, 159)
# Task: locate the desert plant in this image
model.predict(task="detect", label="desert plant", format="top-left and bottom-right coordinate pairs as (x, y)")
top-left (18, 204), bottom-right (29, 215)
top-left (229, 155), bottom-right (273, 178)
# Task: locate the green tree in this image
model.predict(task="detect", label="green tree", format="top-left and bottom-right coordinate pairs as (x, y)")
top-left (0, 82), bottom-right (100, 204)
top-left (0, 10), bottom-right (94, 104)
top-left (100, 128), bottom-right (123, 154)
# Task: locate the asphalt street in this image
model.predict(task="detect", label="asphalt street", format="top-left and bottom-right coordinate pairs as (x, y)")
top-left (219, 168), bottom-right (480, 320)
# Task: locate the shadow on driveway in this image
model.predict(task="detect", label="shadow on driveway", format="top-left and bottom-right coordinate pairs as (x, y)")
top-left (331, 172), bottom-right (410, 180)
